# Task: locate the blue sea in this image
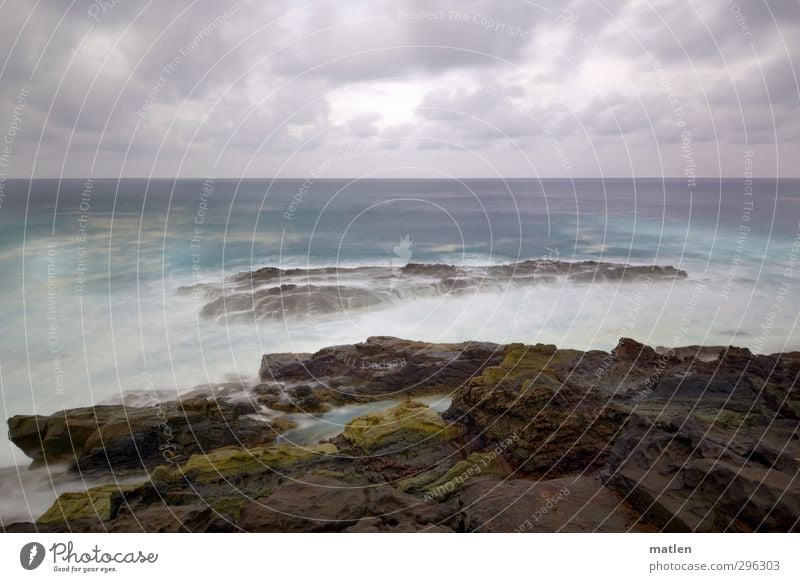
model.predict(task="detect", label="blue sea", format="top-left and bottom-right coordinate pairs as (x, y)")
top-left (0, 177), bottom-right (799, 476)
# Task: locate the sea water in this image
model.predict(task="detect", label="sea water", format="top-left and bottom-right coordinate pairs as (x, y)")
top-left (0, 177), bottom-right (797, 498)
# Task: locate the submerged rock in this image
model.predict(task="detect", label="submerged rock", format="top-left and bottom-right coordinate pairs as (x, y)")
top-left (181, 260), bottom-right (687, 322)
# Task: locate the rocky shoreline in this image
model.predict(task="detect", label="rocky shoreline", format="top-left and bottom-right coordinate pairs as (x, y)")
top-left (5, 336), bottom-right (799, 532)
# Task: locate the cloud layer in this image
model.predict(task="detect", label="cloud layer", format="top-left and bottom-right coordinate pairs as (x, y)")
top-left (1, 0), bottom-right (798, 178)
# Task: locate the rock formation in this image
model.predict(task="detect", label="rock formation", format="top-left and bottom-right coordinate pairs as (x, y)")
top-left (179, 260), bottom-right (687, 322)
top-left (5, 336), bottom-right (798, 532)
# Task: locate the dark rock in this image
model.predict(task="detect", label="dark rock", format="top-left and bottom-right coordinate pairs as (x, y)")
top-left (186, 260), bottom-right (687, 322)
top-left (254, 383), bottom-right (329, 413)
top-left (109, 504), bottom-right (214, 533)
top-left (602, 414), bottom-right (800, 532)
top-left (238, 474), bottom-right (455, 532)
top-left (238, 475), bottom-right (368, 532)
top-left (614, 337), bottom-right (659, 363)
top-left (259, 336), bottom-right (504, 404)
top-left (458, 476), bottom-right (651, 532)
top-left (8, 397), bottom-right (295, 473)
top-left (446, 343), bottom-right (632, 476)
top-left (9, 335), bottom-right (800, 533)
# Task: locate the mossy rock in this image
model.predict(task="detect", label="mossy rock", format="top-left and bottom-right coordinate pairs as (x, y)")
top-left (472, 344), bottom-right (570, 387)
top-left (149, 463), bottom-right (181, 485)
top-left (396, 462), bottom-right (454, 494)
top-left (631, 403), bottom-right (759, 431)
top-left (312, 469), bottom-right (347, 479)
top-left (410, 452), bottom-right (507, 500)
top-left (211, 497), bottom-right (247, 520)
top-left (694, 409), bottom-right (760, 430)
top-left (151, 442), bottom-right (339, 484)
top-left (343, 400), bottom-right (459, 453)
top-left (37, 484), bottom-right (139, 525)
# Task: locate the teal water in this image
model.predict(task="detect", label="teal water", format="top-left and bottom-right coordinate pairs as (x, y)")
top-left (277, 395), bottom-right (453, 446)
top-left (0, 177), bottom-right (798, 471)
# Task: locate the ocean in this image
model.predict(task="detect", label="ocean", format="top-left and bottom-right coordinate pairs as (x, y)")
top-left (0, 176), bottom-right (798, 474)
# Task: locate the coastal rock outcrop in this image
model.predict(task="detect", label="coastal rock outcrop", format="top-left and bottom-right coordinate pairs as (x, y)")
top-left (6, 336), bottom-right (799, 533)
top-left (179, 260), bottom-right (688, 322)
top-left (258, 336), bottom-right (504, 404)
top-left (8, 396), bottom-right (295, 473)
top-left (600, 349), bottom-right (800, 532)
top-left (446, 341), bottom-right (634, 476)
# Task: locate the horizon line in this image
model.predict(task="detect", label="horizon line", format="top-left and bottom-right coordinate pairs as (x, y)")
top-left (3, 176), bottom-right (797, 181)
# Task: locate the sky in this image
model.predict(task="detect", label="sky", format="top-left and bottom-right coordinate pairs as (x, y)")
top-left (0, 0), bottom-right (798, 178)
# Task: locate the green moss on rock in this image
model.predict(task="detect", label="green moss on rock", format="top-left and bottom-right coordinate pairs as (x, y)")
top-left (211, 497), bottom-right (246, 520)
top-left (399, 452), bottom-right (508, 500)
top-left (151, 442), bottom-right (339, 484)
top-left (472, 343), bottom-right (570, 387)
top-left (37, 484), bottom-right (139, 525)
top-left (343, 401), bottom-right (459, 453)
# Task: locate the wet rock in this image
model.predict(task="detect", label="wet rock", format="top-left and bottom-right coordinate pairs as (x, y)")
top-left (398, 451), bottom-right (510, 501)
top-left (152, 442), bottom-right (339, 484)
top-left (8, 398), bottom-right (296, 473)
top-left (184, 260), bottom-right (686, 321)
top-left (343, 401), bottom-right (461, 454)
top-left (258, 336), bottom-right (504, 404)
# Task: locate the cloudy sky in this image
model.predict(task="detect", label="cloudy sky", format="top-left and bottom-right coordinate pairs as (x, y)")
top-left (1, 0), bottom-right (798, 178)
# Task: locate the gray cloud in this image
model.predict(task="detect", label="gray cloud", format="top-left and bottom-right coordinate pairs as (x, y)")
top-left (0, 0), bottom-right (798, 178)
